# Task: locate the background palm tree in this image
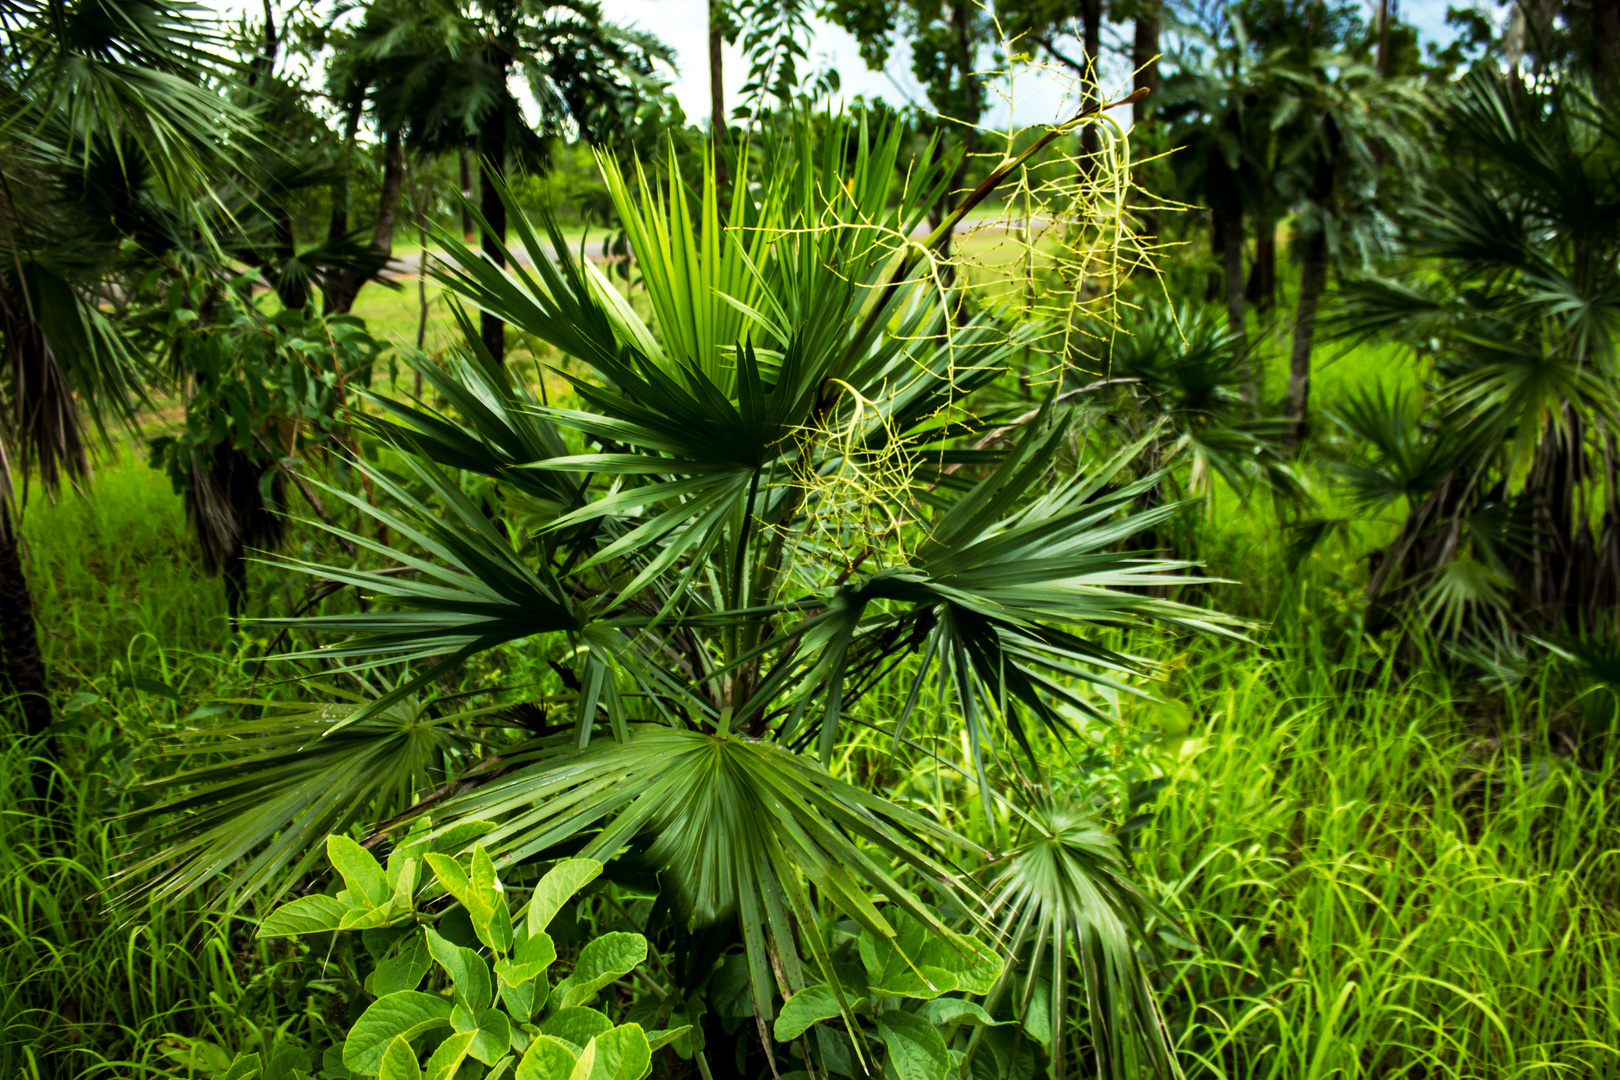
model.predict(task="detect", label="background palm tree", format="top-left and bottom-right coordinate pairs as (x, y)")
top-left (1331, 68), bottom-right (1620, 637)
top-left (335, 0), bottom-right (671, 359)
top-left (0, 0), bottom-right (246, 775)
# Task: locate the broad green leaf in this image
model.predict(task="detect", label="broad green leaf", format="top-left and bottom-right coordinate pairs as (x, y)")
top-left (265, 1047), bottom-right (312, 1080)
top-left (859, 913), bottom-right (1001, 999)
top-left (1021, 983), bottom-right (1052, 1051)
top-left (967, 1024), bottom-right (1037, 1080)
top-left (514, 1036), bottom-right (578, 1080)
top-left (496, 931), bottom-right (557, 988)
top-left (877, 1011), bottom-right (952, 1080)
top-left (263, 1047), bottom-right (311, 1080)
top-left (425, 852), bottom-right (472, 906)
top-left (378, 1036), bottom-right (422, 1080)
top-left (257, 895), bottom-right (349, 938)
top-left (499, 969), bottom-right (548, 1021)
top-left (341, 903), bottom-right (407, 931)
top-left (394, 821), bottom-right (499, 867)
top-left (387, 856), bottom-right (420, 909)
top-left (552, 932), bottom-right (647, 1009)
top-left (452, 1005), bottom-right (512, 1065)
top-left (424, 1031), bottom-right (475, 1080)
top-left (330, 835), bottom-right (389, 907)
top-left (645, 1026), bottom-right (693, 1053)
top-left (539, 1008), bottom-right (612, 1049)
top-left (526, 859), bottom-right (602, 937)
top-left (469, 846), bottom-right (513, 953)
top-left (425, 926), bottom-right (494, 1013)
top-left (774, 985), bottom-right (863, 1041)
top-left (343, 992), bottom-right (454, 1075)
top-left (371, 934), bottom-right (433, 996)
top-left (218, 1052), bottom-right (261, 1080)
top-left (917, 998), bottom-right (1009, 1030)
top-left (582, 1025), bottom-right (650, 1080)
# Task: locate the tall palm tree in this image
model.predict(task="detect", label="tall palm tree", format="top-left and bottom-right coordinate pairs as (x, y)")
top-left (338, 0), bottom-right (671, 359)
top-left (1274, 51), bottom-right (1424, 447)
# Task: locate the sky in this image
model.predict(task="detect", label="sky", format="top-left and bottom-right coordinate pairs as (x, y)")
top-left (603, 0), bottom-right (1487, 129)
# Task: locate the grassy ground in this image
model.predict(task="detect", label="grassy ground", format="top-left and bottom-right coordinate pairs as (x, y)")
top-left (4, 254), bottom-right (1616, 1078)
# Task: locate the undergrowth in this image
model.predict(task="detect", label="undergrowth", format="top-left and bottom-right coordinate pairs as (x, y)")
top-left (3, 427), bottom-right (1617, 1079)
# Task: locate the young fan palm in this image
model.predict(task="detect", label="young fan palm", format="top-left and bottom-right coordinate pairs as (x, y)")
top-left (146, 104), bottom-right (1230, 1075)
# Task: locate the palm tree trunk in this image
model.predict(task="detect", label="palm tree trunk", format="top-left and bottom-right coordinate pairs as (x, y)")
top-left (479, 109), bottom-right (509, 363)
top-left (709, 0), bottom-right (727, 140)
top-left (459, 150), bottom-right (475, 242)
top-left (1079, 0), bottom-right (1103, 176)
top-left (324, 132), bottom-right (406, 316)
top-left (1132, 1), bottom-right (1161, 238)
top-left (326, 101), bottom-right (364, 248)
top-left (1248, 213), bottom-right (1276, 312)
top-left (0, 501), bottom-right (53, 804)
top-left (1375, 0), bottom-right (1391, 78)
top-left (371, 133), bottom-right (405, 255)
top-left (1220, 184), bottom-right (1247, 362)
top-left (1285, 230), bottom-right (1329, 449)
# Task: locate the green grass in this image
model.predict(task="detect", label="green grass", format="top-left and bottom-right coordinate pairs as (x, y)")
top-left (1134, 631), bottom-right (1620, 1078)
top-left (4, 264), bottom-right (1615, 1078)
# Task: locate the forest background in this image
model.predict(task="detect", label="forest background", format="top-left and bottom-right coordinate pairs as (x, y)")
top-left (2, 0), bottom-right (1618, 1078)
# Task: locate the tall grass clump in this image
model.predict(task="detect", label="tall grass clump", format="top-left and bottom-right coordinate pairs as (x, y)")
top-left (1132, 627), bottom-right (1620, 1078)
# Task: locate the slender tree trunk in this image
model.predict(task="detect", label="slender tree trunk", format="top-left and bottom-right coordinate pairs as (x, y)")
top-left (1248, 212), bottom-right (1276, 312)
top-left (1286, 230), bottom-right (1329, 449)
top-left (327, 102), bottom-right (364, 247)
top-left (479, 106), bottom-right (510, 363)
top-left (459, 150), bottom-right (476, 241)
top-left (371, 133), bottom-right (405, 255)
top-left (325, 132), bottom-right (406, 315)
top-left (1595, 0), bottom-right (1620, 93)
top-left (0, 501), bottom-right (53, 807)
top-left (1375, 0), bottom-right (1391, 78)
top-left (710, 0), bottom-right (727, 139)
top-left (1132, 1), bottom-right (1161, 237)
top-left (414, 161), bottom-right (430, 367)
top-left (1079, 0), bottom-right (1103, 176)
top-left (1220, 182), bottom-right (1247, 361)
top-left (0, 504), bottom-right (48, 740)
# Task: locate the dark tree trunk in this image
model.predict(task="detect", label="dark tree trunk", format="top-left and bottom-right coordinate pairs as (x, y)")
top-left (479, 107), bottom-right (510, 363)
top-left (1132, 1), bottom-right (1161, 237)
top-left (326, 101), bottom-right (364, 248)
top-left (1285, 229), bottom-right (1329, 449)
top-left (1220, 182), bottom-right (1247, 362)
top-left (371, 133), bottom-right (406, 256)
top-left (1375, 0), bottom-right (1391, 77)
top-left (1248, 213), bottom-right (1276, 312)
top-left (459, 150), bottom-right (476, 241)
top-left (710, 0), bottom-right (727, 140)
top-left (1079, 0), bottom-right (1103, 175)
top-left (324, 131), bottom-right (406, 315)
top-left (0, 503), bottom-right (49, 741)
top-left (928, 1), bottom-right (981, 274)
top-left (1595, 0), bottom-right (1620, 93)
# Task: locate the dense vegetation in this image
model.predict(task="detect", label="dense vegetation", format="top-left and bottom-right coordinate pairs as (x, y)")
top-left (2, 0), bottom-right (1618, 1078)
